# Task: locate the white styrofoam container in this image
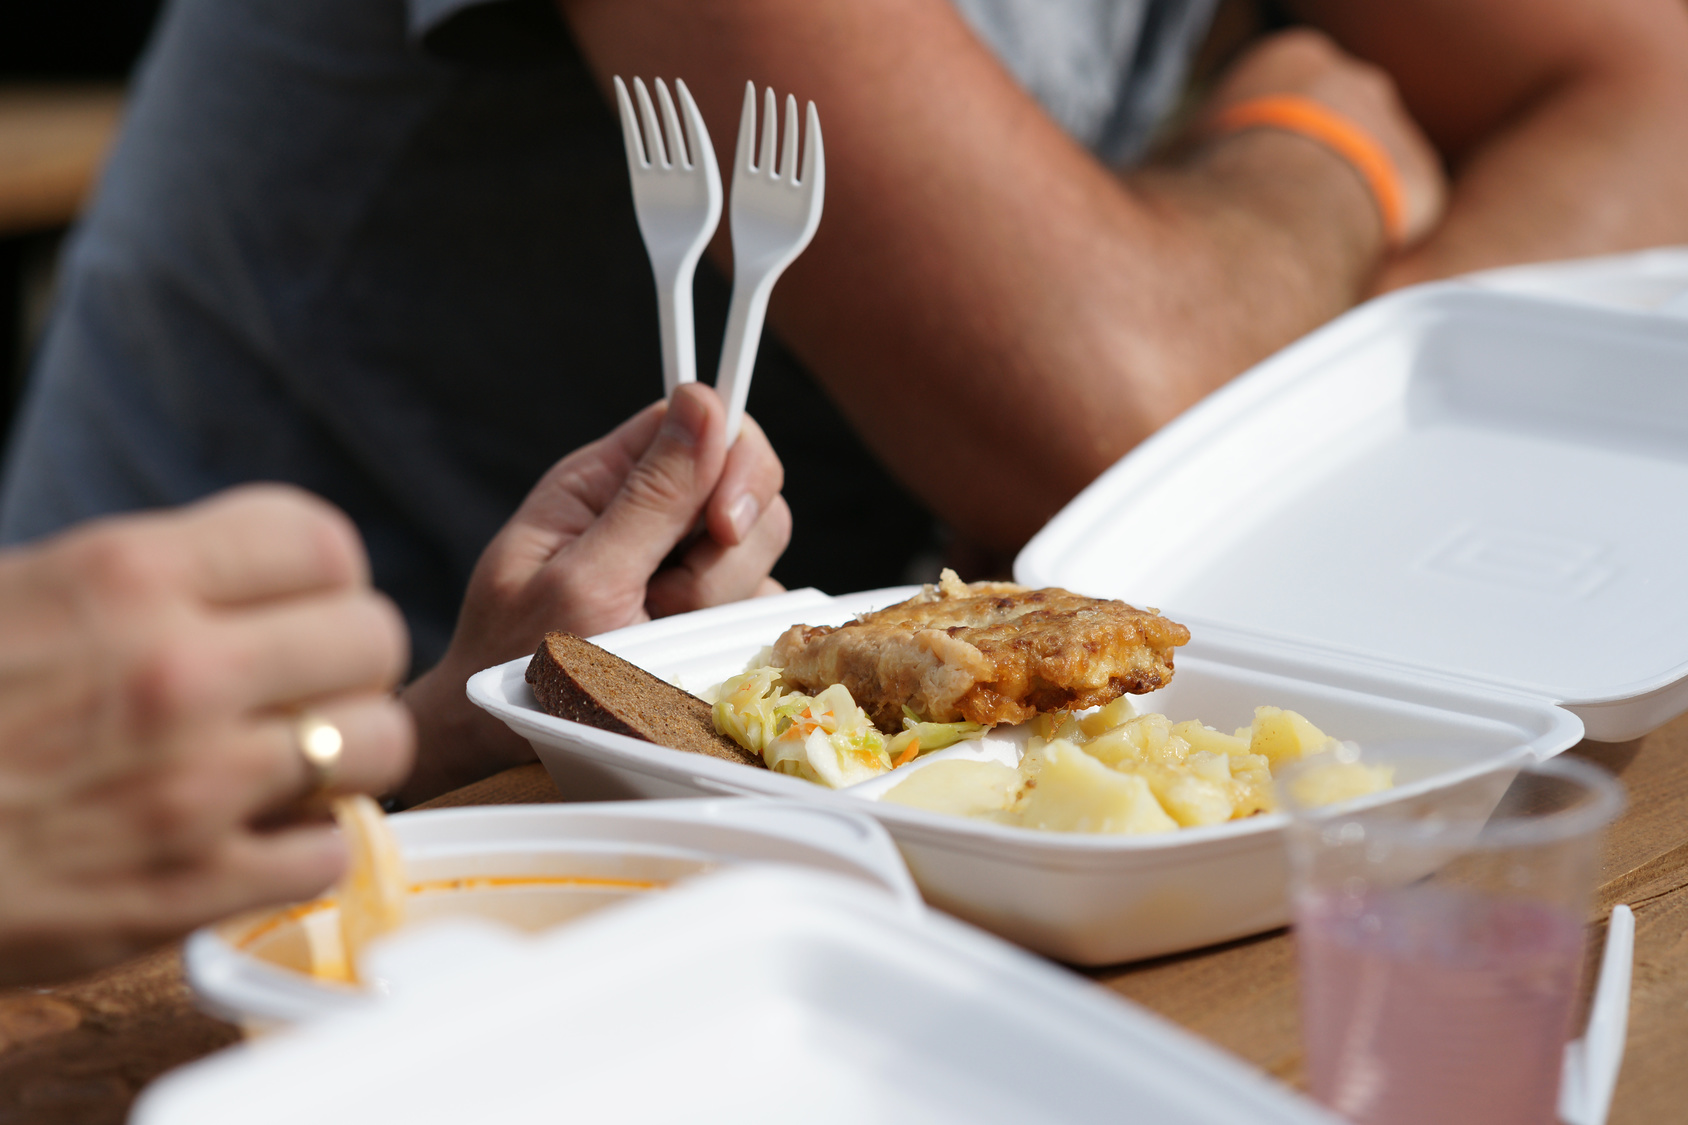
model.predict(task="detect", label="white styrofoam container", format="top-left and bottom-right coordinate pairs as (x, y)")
top-left (137, 868), bottom-right (1341, 1125)
top-left (473, 273), bottom-right (1688, 964)
top-left (471, 584), bottom-right (1576, 964)
top-left (184, 799), bottom-right (919, 1027)
top-left (1463, 245), bottom-right (1688, 317)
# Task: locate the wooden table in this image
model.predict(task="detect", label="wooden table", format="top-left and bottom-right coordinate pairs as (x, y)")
top-left (0, 85), bottom-right (125, 237)
top-left (2, 721), bottom-right (1682, 1124)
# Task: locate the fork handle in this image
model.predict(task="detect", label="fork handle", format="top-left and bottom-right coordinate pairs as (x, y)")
top-left (715, 267), bottom-right (779, 444)
top-left (653, 259), bottom-right (700, 398)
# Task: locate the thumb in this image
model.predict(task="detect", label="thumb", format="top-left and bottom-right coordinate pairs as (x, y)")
top-left (570, 383), bottom-right (726, 581)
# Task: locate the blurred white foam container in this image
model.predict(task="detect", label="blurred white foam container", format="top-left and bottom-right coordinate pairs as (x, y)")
top-left (184, 799), bottom-right (918, 1028)
top-left (139, 868), bottom-right (1341, 1125)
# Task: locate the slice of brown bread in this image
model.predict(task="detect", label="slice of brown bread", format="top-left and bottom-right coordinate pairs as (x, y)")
top-left (525, 632), bottom-right (763, 768)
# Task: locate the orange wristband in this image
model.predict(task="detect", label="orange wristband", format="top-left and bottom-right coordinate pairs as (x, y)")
top-left (1209, 94), bottom-right (1408, 248)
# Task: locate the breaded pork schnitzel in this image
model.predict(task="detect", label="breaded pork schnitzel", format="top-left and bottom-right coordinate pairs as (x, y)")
top-left (772, 570), bottom-right (1190, 729)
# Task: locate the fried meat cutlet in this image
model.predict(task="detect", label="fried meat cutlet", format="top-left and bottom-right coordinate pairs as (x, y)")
top-left (772, 570), bottom-right (1190, 729)
top-left (526, 632), bottom-right (762, 767)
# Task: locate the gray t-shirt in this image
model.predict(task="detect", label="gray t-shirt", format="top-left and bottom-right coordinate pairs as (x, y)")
top-left (0, 0), bottom-right (1215, 671)
top-left (955, 0), bottom-right (1217, 163)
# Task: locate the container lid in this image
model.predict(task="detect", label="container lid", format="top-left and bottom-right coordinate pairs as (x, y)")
top-left (137, 868), bottom-right (1337, 1125)
top-left (1463, 246), bottom-right (1688, 316)
top-left (1017, 279), bottom-right (1688, 740)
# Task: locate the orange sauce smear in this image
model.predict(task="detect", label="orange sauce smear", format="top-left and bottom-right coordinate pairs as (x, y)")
top-left (236, 875), bottom-right (662, 952)
top-left (236, 898), bottom-right (337, 950)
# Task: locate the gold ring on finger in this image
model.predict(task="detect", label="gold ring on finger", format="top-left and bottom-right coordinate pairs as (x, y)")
top-left (295, 712), bottom-right (345, 793)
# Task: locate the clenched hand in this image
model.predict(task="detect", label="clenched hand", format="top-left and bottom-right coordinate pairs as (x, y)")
top-left (0, 486), bottom-right (412, 984)
top-left (399, 383), bottom-right (791, 803)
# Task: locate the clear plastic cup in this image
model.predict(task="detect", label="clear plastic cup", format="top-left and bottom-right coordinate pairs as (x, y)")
top-left (1279, 747), bottom-right (1623, 1125)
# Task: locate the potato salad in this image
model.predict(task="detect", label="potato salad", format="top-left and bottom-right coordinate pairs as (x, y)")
top-left (883, 701), bottom-right (1393, 833)
top-left (710, 666), bottom-right (1392, 834)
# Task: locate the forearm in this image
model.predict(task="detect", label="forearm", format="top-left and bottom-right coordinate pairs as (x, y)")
top-left (563, 0), bottom-right (1385, 551)
top-left (1379, 65), bottom-right (1688, 289)
top-left (1289, 0), bottom-right (1688, 290)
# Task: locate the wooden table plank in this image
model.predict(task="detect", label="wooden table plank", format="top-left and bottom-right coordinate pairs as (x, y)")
top-left (413, 761), bottom-right (561, 810)
top-left (0, 947), bottom-right (237, 1124)
top-left (0, 85), bottom-right (125, 236)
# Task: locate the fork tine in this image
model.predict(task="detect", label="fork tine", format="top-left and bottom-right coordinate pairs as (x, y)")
top-left (779, 94), bottom-right (799, 182)
top-left (633, 77), bottom-right (668, 168)
top-left (612, 76), bottom-right (648, 170)
top-left (733, 81), bottom-right (757, 175)
top-left (801, 100), bottom-right (824, 192)
top-left (759, 86), bottom-right (778, 175)
top-left (653, 78), bottom-right (687, 168)
top-left (675, 80), bottom-right (718, 188)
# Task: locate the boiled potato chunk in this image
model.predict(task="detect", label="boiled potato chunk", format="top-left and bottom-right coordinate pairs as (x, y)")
top-left (1285, 761), bottom-right (1395, 808)
top-left (1246, 706), bottom-right (1334, 766)
top-left (1079, 695), bottom-right (1139, 738)
top-left (1228, 752), bottom-right (1277, 817)
top-left (1128, 763), bottom-right (1236, 828)
top-left (1014, 741), bottom-right (1178, 835)
top-left (881, 760), bottom-right (1023, 818)
top-left (1184, 749), bottom-right (1232, 786)
top-left (1084, 713), bottom-right (1189, 769)
top-left (1171, 720), bottom-right (1251, 758)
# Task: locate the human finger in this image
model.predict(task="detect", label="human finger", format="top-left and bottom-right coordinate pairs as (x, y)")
top-left (229, 590), bottom-right (410, 710)
top-left (220, 695), bottom-right (415, 829)
top-left (74, 695), bottom-right (410, 871)
top-left (598, 396), bottom-right (673, 468)
top-left (646, 493), bottom-right (791, 618)
top-left (505, 399), bottom-right (670, 536)
top-left (48, 487), bottom-right (369, 627)
top-left (571, 382), bottom-right (727, 583)
top-left (115, 823), bottom-right (350, 942)
top-left (703, 412), bottom-right (785, 548)
top-left (125, 590), bottom-right (409, 729)
top-left (175, 485), bottom-right (370, 603)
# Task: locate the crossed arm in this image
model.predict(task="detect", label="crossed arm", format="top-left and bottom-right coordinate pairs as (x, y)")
top-left (559, 0), bottom-right (1688, 552)
top-left (1293, 0), bottom-right (1688, 290)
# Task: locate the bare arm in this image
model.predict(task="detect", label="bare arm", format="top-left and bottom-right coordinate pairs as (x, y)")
top-left (559, 2), bottom-right (1436, 552)
top-left (1292, 0), bottom-right (1688, 289)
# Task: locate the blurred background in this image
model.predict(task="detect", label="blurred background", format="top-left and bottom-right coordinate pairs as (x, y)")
top-left (0, 0), bottom-right (161, 448)
top-left (0, 0), bottom-right (1274, 474)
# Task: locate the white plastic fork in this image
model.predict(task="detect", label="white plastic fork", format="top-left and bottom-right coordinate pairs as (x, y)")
top-left (613, 76), bottom-right (722, 398)
top-left (1558, 903), bottom-right (1635, 1125)
top-left (716, 82), bottom-right (825, 443)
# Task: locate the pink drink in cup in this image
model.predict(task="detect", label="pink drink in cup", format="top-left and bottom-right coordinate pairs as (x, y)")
top-left (1281, 750), bottom-right (1622, 1125)
top-left (1298, 886), bottom-right (1584, 1124)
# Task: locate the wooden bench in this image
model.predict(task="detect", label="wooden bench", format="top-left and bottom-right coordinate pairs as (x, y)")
top-left (0, 83), bottom-right (124, 237)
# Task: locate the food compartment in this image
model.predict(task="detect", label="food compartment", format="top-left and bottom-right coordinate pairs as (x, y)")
top-left (187, 800), bottom-right (919, 1025)
top-left (220, 847), bottom-right (698, 980)
top-left (472, 583), bottom-right (1577, 964)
